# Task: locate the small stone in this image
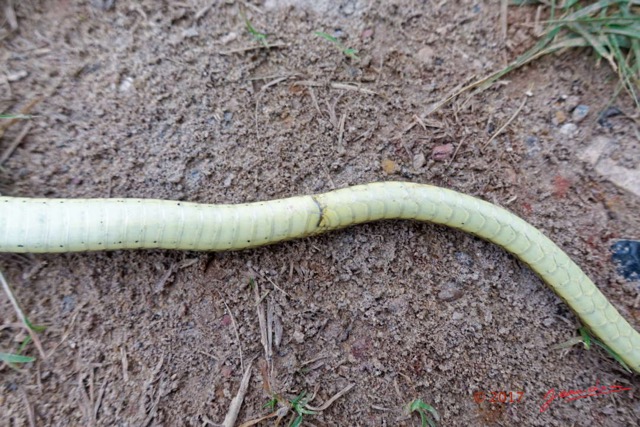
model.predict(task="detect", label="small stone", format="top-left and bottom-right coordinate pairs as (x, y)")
top-left (118, 76), bottom-right (134, 93)
top-left (571, 105), bottom-right (589, 123)
top-left (559, 123), bottom-right (577, 136)
top-left (437, 283), bottom-right (462, 302)
top-left (220, 314), bottom-right (232, 327)
top-left (595, 159), bottom-right (640, 198)
top-left (6, 70), bottom-right (28, 82)
top-left (220, 366), bottom-right (233, 378)
top-left (360, 27), bottom-right (374, 41)
top-left (381, 158), bottom-right (398, 174)
top-left (416, 46), bottom-right (435, 65)
top-left (413, 153), bottom-right (426, 169)
top-left (611, 240), bottom-right (640, 283)
top-left (91, 0), bottom-right (114, 11)
top-left (223, 173), bottom-right (234, 188)
top-left (292, 330), bottom-right (305, 344)
top-left (524, 136), bottom-right (540, 158)
top-left (220, 32), bottom-right (237, 44)
top-left (62, 295), bottom-right (76, 314)
top-left (577, 136), bottom-right (612, 165)
top-left (552, 110), bottom-right (567, 126)
top-left (598, 106), bottom-right (622, 127)
top-left (182, 27), bottom-right (199, 38)
top-left (431, 143), bottom-right (454, 161)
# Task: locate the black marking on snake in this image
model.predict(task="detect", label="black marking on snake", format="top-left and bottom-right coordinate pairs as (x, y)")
top-left (310, 196), bottom-right (325, 228)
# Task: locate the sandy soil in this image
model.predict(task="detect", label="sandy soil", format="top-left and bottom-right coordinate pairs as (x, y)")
top-left (1, 1), bottom-right (639, 426)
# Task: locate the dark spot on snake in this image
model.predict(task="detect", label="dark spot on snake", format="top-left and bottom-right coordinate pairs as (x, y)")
top-left (153, 241), bottom-right (157, 243)
top-left (135, 240), bottom-right (139, 243)
top-left (17, 245), bottom-right (23, 247)
top-left (59, 245), bottom-right (63, 248)
top-left (311, 196), bottom-right (325, 228)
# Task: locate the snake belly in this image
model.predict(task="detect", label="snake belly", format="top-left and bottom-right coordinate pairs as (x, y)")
top-left (0, 181), bottom-right (638, 372)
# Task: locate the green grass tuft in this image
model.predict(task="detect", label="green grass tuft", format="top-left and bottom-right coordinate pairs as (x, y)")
top-left (407, 399), bottom-right (440, 427)
top-left (243, 13), bottom-right (269, 48)
top-left (463, 0), bottom-right (639, 108)
top-left (0, 352), bottom-right (36, 365)
top-left (315, 31), bottom-right (360, 60)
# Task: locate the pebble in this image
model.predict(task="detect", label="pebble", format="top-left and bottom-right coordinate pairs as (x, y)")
top-left (91, 0), bottom-right (114, 10)
top-left (431, 143), bottom-right (454, 161)
top-left (413, 153), bottom-right (426, 169)
top-left (559, 123), bottom-right (577, 136)
top-left (381, 158), bottom-right (398, 174)
top-left (571, 105), bottom-right (589, 123)
top-left (416, 46), bottom-right (435, 66)
top-left (182, 27), bottom-right (199, 38)
top-left (552, 110), bottom-right (567, 126)
top-left (293, 330), bottom-right (305, 343)
top-left (437, 282), bottom-right (463, 302)
top-left (452, 311), bottom-right (464, 321)
top-left (62, 295), bottom-right (76, 314)
top-left (598, 106), bottom-right (622, 127)
top-left (524, 135), bottom-right (541, 158)
top-left (611, 240), bottom-right (640, 283)
top-left (118, 76), bottom-right (134, 93)
top-left (577, 136), bottom-right (611, 165)
top-left (360, 27), bottom-right (374, 41)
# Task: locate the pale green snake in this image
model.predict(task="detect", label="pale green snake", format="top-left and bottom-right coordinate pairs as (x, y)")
top-left (1, 181), bottom-right (638, 372)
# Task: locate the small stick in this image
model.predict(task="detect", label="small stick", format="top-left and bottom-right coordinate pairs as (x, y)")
top-left (482, 95), bottom-right (528, 150)
top-left (500, 0), bottom-right (508, 41)
top-left (305, 383), bottom-right (355, 412)
top-left (219, 43), bottom-right (287, 55)
top-left (222, 361), bottom-right (253, 427)
top-left (0, 270), bottom-right (45, 358)
top-left (0, 122), bottom-right (32, 165)
top-left (216, 290), bottom-right (244, 372)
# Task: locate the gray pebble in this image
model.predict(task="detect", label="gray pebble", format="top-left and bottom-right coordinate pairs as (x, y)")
top-left (571, 105), bottom-right (589, 123)
top-left (524, 136), bottom-right (541, 158)
top-left (559, 123), bottom-right (578, 136)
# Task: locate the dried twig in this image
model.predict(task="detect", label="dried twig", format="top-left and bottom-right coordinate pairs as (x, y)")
top-left (0, 270), bottom-right (45, 358)
top-left (222, 361), bottom-right (254, 427)
top-left (0, 122), bottom-right (32, 165)
top-left (219, 43), bottom-right (288, 55)
top-left (19, 386), bottom-right (36, 427)
top-left (216, 289), bottom-right (244, 372)
top-left (482, 94), bottom-right (528, 150)
top-left (305, 383), bottom-right (355, 412)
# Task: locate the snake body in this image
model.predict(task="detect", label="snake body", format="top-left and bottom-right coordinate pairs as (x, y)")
top-left (1, 182), bottom-right (638, 372)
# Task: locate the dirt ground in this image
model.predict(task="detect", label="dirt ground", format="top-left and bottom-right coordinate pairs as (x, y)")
top-left (1, 0), bottom-right (639, 426)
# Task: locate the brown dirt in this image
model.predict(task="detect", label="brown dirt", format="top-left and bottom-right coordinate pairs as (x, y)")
top-left (1, 1), bottom-right (639, 426)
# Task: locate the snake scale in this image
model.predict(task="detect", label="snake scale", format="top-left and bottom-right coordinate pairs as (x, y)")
top-left (1, 181), bottom-right (638, 372)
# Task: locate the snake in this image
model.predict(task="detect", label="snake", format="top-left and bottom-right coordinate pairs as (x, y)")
top-left (0, 181), bottom-right (638, 372)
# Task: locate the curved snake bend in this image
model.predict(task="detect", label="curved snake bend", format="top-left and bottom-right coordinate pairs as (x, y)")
top-left (1, 182), bottom-right (638, 372)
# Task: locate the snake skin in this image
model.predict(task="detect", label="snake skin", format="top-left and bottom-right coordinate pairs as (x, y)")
top-left (1, 182), bottom-right (638, 372)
